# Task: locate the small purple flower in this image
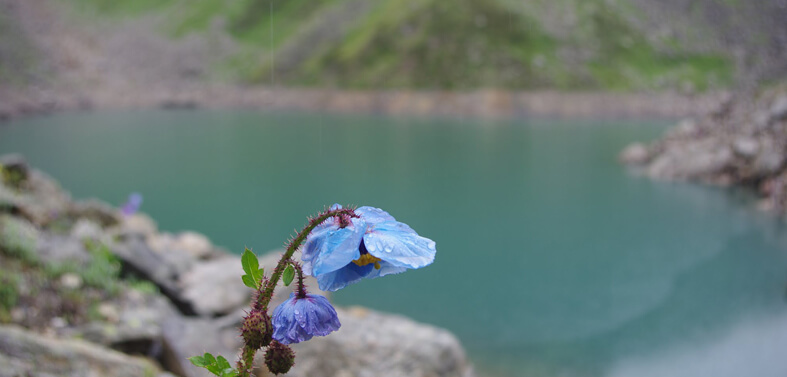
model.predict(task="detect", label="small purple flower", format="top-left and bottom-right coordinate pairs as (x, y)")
top-left (271, 293), bottom-right (341, 345)
top-left (301, 204), bottom-right (436, 291)
top-left (121, 192), bottom-right (143, 216)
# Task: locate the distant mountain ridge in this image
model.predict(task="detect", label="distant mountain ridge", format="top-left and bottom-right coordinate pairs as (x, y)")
top-left (6, 0), bottom-right (787, 91)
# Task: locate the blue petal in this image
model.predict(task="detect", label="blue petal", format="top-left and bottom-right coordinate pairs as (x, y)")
top-left (272, 293), bottom-right (341, 344)
top-left (311, 220), bottom-right (366, 276)
top-left (296, 294), bottom-right (341, 336)
top-left (364, 260), bottom-right (408, 279)
top-left (302, 214), bottom-right (367, 276)
top-left (363, 221), bottom-right (436, 269)
top-left (301, 204), bottom-right (348, 263)
top-left (316, 263), bottom-right (375, 292)
top-left (302, 219), bottom-right (338, 263)
top-left (301, 258), bottom-right (315, 276)
top-left (356, 206), bottom-right (396, 224)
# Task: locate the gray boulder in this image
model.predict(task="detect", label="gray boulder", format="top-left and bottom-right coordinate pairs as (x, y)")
top-left (178, 256), bottom-right (249, 317)
top-left (291, 307), bottom-right (474, 377)
top-left (117, 213), bottom-right (159, 238)
top-left (68, 199), bottom-right (121, 228)
top-left (619, 142), bottom-right (650, 165)
top-left (752, 137), bottom-right (785, 176)
top-left (110, 234), bottom-right (190, 313)
top-left (70, 218), bottom-right (104, 240)
top-left (769, 96), bottom-right (787, 122)
top-left (732, 136), bottom-right (759, 158)
top-left (71, 290), bottom-right (180, 357)
top-left (149, 231), bottom-right (217, 260)
top-left (36, 233), bottom-right (91, 265)
top-left (0, 325), bottom-right (168, 377)
top-left (647, 138), bottom-right (733, 180)
top-left (160, 310), bottom-right (247, 377)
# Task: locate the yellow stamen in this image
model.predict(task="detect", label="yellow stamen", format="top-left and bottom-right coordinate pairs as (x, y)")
top-left (352, 254), bottom-right (382, 269)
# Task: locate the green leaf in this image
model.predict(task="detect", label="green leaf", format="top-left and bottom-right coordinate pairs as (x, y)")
top-left (189, 352), bottom-right (234, 376)
top-left (216, 356), bottom-right (231, 371)
top-left (206, 364), bottom-right (223, 375)
top-left (188, 355), bottom-right (207, 367)
top-left (203, 353), bottom-right (222, 375)
top-left (241, 249), bottom-right (260, 279)
top-left (283, 264), bottom-right (295, 286)
top-left (221, 369), bottom-right (238, 377)
top-left (241, 274), bottom-right (256, 289)
top-left (241, 248), bottom-right (262, 288)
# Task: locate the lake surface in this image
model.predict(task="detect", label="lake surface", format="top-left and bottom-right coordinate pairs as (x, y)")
top-left (2, 110), bottom-right (787, 377)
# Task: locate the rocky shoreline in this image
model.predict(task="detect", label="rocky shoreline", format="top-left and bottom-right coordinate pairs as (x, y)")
top-left (0, 86), bottom-right (729, 122)
top-left (620, 85), bottom-right (787, 211)
top-left (0, 154), bottom-right (474, 377)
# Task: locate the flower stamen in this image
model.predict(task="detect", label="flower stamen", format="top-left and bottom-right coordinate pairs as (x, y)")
top-left (352, 254), bottom-right (382, 269)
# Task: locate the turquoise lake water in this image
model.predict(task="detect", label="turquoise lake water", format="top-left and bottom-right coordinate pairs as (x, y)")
top-left (2, 110), bottom-right (787, 377)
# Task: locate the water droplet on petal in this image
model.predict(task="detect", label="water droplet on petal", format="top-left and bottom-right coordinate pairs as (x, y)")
top-left (384, 246), bottom-right (393, 253)
top-left (367, 243), bottom-right (376, 252)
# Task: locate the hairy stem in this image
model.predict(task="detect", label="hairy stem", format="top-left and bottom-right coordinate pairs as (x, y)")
top-left (236, 206), bottom-right (356, 377)
top-left (260, 206), bottom-right (357, 307)
top-left (237, 345), bottom-right (255, 377)
top-left (291, 261), bottom-right (307, 299)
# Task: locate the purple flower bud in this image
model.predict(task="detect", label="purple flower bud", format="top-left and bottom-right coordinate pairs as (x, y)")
top-left (121, 192), bottom-right (143, 216)
top-left (264, 340), bottom-right (295, 375)
top-left (241, 309), bottom-right (272, 350)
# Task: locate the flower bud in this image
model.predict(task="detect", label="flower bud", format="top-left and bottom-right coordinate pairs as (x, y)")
top-left (241, 309), bottom-right (272, 350)
top-left (264, 340), bottom-right (295, 375)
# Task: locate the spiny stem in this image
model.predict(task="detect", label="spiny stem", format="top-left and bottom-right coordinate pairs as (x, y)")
top-left (237, 345), bottom-right (255, 377)
top-left (290, 261), bottom-right (307, 298)
top-left (259, 206), bottom-right (357, 307)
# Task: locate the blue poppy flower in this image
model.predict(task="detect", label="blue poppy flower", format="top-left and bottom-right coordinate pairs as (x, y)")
top-left (271, 292), bottom-right (341, 344)
top-left (302, 205), bottom-right (436, 291)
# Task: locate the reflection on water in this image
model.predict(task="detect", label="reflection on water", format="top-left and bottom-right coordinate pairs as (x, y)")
top-left (1, 110), bottom-right (786, 377)
top-left (607, 313), bottom-right (787, 377)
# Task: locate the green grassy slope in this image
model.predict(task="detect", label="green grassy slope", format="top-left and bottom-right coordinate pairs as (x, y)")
top-left (66, 0), bottom-right (736, 90)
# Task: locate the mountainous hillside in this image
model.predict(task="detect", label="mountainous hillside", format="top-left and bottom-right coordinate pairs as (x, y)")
top-left (9, 0), bottom-right (787, 91)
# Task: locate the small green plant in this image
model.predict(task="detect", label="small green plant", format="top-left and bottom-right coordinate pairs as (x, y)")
top-left (0, 163), bottom-right (27, 190)
top-left (0, 215), bottom-right (39, 264)
top-left (127, 277), bottom-right (159, 294)
top-left (189, 353), bottom-right (237, 377)
top-left (81, 240), bottom-right (123, 295)
top-left (43, 240), bottom-right (123, 296)
top-left (0, 274), bottom-right (20, 323)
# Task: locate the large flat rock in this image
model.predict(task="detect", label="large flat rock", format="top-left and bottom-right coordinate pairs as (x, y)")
top-left (0, 325), bottom-right (171, 377)
top-left (291, 307), bottom-right (474, 377)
